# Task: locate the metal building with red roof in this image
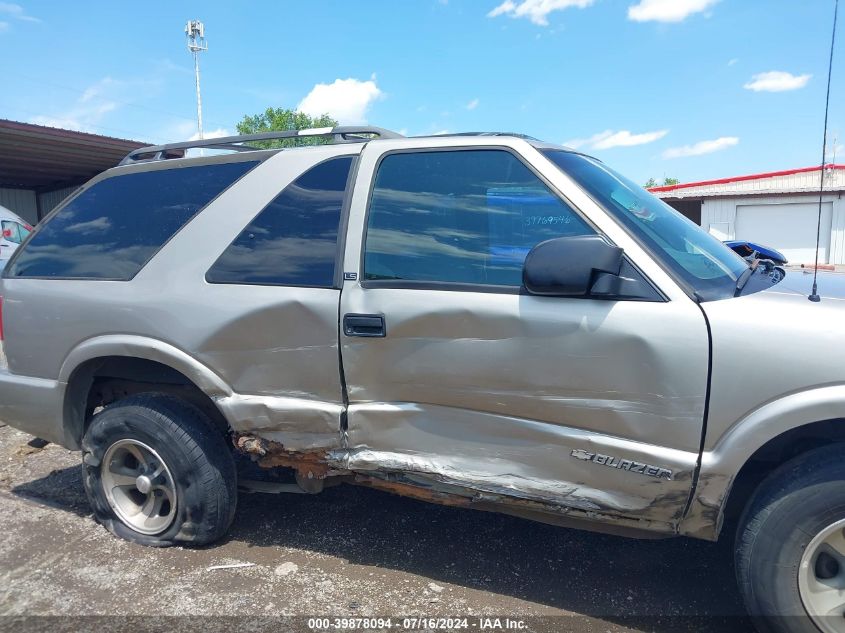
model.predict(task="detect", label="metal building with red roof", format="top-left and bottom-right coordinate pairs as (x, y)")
top-left (650, 164), bottom-right (845, 265)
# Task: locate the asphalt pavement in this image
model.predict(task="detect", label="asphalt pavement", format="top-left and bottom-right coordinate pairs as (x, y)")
top-left (0, 423), bottom-right (754, 632)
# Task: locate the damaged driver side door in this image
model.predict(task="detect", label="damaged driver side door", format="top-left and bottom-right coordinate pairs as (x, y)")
top-left (339, 145), bottom-right (709, 533)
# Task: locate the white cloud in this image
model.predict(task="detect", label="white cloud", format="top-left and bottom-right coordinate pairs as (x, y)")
top-left (466, 98), bottom-right (480, 110)
top-left (297, 76), bottom-right (383, 124)
top-left (564, 128), bottom-right (668, 150)
top-left (155, 58), bottom-right (192, 75)
top-left (663, 136), bottom-right (738, 158)
top-left (565, 131), bottom-right (610, 149)
top-left (28, 77), bottom-right (120, 134)
top-left (593, 129), bottom-right (669, 149)
top-left (743, 71), bottom-right (811, 92)
top-left (0, 2), bottom-right (39, 22)
top-left (30, 101), bottom-right (116, 133)
top-left (487, 0), bottom-right (595, 26)
top-left (28, 115), bottom-right (85, 131)
top-left (27, 69), bottom-right (198, 142)
top-left (627, 0), bottom-right (718, 23)
top-left (0, 20), bottom-right (8, 31)
top-left (80, 77), bottom-right (117, 103)
top-left (189, 128), bottom-right (230, 141)
top-left (165, 121), bottom-right (198, 141)
top-left (728, 58), bottom-right (738, 66)
top-left (431, 129), bottom-right (451, 135)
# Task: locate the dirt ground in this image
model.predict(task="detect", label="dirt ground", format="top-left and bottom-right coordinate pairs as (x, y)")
top-left (0, 423), bottom-right (754, 632)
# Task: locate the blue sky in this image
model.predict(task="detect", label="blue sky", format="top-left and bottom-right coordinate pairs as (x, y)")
top-left (0, 0), bottom-right (842, 184)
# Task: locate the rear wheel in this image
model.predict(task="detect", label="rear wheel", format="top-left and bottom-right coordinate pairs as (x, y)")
top-left (736, 444), bottom-right (845, 633)
top-left (81, 393), bottom-right (237, 547)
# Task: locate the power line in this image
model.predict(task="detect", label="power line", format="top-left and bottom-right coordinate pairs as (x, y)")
top-left (0, 102), bottom-right (166, 143)
top-left (3, 68), bottom-right (232, 132)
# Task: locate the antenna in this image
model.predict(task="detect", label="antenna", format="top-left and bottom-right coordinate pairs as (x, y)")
top-left (809, 0), bottom-right (838, 303)
top-left (185, 20), bottom-right (208, 140)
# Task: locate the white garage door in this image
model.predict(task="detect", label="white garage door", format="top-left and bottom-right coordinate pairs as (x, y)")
top-left (734, 202), bottom-right (832, 264)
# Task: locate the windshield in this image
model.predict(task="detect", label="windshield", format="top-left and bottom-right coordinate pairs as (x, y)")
top-left (543, 150), bottom-right (749, 301)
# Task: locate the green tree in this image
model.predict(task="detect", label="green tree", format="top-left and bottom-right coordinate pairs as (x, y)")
top-left (235, 108), bottom-right (338, 148)
top-left (644, 176), bottom-right (680, 188)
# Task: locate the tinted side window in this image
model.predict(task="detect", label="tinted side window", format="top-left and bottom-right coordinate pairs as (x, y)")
top-left (207, 156), bottom-right (353, 287)
top-left (9, 161), bottom-right (258, 280)
top-left (364, 150), bottom-right (594, 286)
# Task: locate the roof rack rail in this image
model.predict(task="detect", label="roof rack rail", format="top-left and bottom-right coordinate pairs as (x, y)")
top-left (119, 126), bottom-right (403, 165)
top-left (423, 132), bottom-right (540, 140)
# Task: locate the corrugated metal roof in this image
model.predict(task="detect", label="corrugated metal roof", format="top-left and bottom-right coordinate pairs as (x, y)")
top-left (0, 119), bottom-right (146, 190)
top-left (650, 164), bottom-right (845, 199)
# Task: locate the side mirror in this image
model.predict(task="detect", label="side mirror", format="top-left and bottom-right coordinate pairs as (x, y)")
top-left (523, 235), bottom-right (624, 297)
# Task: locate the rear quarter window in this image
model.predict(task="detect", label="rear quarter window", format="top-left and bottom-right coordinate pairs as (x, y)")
top-left (7, 160), bottom-right (258, 280)
top-left (206, 155), bottom-right (353, 287)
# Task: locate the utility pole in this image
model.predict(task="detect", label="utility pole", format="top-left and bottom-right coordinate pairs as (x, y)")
top-left (185, 20), bottom-right (207, 140)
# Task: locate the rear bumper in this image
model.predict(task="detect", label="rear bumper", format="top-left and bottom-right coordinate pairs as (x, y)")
top-left (0, 370), bottom-right (67, 447)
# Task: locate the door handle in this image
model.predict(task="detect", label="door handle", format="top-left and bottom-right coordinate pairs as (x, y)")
top-left (343, 314), bottom-right (386, 337)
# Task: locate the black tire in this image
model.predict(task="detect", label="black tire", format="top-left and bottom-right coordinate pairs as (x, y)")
top-left (736, 443), bottom-right (845, 633)
top-left (81, 393), bottom-right (237, 547)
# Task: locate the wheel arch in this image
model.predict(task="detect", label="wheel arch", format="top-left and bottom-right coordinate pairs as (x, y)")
top-left (681, 383), bottom-right (845, 541)
top-left (60, 335), bottom-right (233, 449)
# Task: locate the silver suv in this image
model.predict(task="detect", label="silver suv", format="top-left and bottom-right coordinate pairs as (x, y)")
top-left (1, 127), bottom-right (843, 632)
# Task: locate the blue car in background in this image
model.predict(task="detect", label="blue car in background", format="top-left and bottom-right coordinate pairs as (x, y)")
top-left (724, 240), bottom-right (788, 265)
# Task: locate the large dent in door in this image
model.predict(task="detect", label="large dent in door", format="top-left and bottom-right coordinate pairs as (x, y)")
top-left (340, 294), bottom-right (709, 454)
top-left (341, 447), bottom-right (656, 513)
top-left (342, 402), bottom-right (697, 526)
top-left (235, 430), bottom-right (690, 536)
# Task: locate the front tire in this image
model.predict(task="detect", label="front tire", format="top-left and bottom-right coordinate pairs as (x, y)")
top-left (736, 444), bottom-right (845, 633)
top-left (81, 393), bottom-right (237, 547)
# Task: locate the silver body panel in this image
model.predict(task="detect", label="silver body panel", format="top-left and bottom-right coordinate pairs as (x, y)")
top-left (683, 271), bottom-right (845, 538)
top-left (339, 138), bottom-right (708, 530)
top-left (0, 134), bottom-right (843, 541)
top-left (0, 145), bottom-right (355, 451)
